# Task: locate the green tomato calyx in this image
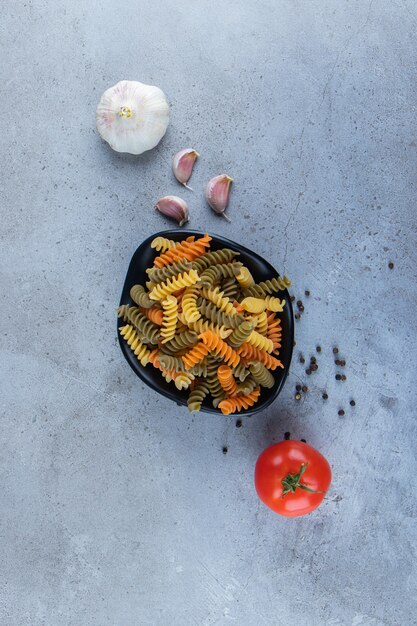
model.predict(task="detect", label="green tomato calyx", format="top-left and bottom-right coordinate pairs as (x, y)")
top-left (281, 463), bottom-right (323, 497)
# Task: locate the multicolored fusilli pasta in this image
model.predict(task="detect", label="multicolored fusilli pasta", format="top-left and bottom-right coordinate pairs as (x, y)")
top-left (117, 233), bottom-right (291, 413)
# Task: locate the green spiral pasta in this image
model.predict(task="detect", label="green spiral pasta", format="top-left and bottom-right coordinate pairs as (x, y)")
top-left (237, 375), bottom-right (259, 395)
top-left (162, 330), bottom-right (199, 353)
top-left (158, 354), bottom-right (185, 372)
top-left (191, 248), bottom-right (239, 272)
top-left (206, 356), bottom-right (226, 402)
top-left (189, 357), bottom-right (210, 377)
top-left (130, 284), bottom-right (154, 309)
top-left (187, 380), bottom-right (210, 412)
top-left (199, 262), bottom-right (243, 288)
top-left (146, 259), bottom-right (193, 284)
top-left (227, 320), bottom-right (255, 349)
top-left (116, 305), bottom-right (160, 344)
top-left (249, 361), bottom-right (275, 388)
top-left (198, 299), bottom-right (244, 329)
top-left (243, 275), bottom-right (291, 297)
top-left (232, 363), bottom-right (251, 382)
top-left (220, 277), bottom-right (240, 300)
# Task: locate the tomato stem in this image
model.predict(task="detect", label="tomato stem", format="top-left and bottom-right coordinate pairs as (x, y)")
top-left (281, 463), bottom-right (324, 496)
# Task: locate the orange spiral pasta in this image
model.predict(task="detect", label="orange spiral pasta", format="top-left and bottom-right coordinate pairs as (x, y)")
top-left (237, 343), bottom-right (284, 370)
top-left (153, 234), bottom-right (212, 267)
top-left (217, 365), bottom-right (239, 396)
top-left (198, 331), bottom-right (240, 367)
top-left (218, 387), bottom-right (261, 415)
top-left (182, 342), bottom-right (211, 370)
top-left (266, 312), bottom-right (282, 350)
top-left (140, 306), bottom-right (164, 326)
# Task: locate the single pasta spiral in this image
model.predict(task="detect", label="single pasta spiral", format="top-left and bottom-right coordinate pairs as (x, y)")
top-left (182, 286), bottom-right (201, 323)
top-left (182, 341), bottom-right (211, 370)
top-left (198, 331), bottom-right (240, 367)
top-left (146, 259), bottom-right (193, 284)
top-left (236, 266), bottom-right (255, 289)
top-left (217, 365), bottom-right (239, 396)
top-left (249, 361), bottom-right (275, 388)
top-left (130, 284), bottom-right (154, 309)
top-left (150, 236), bottom-right (178, 252)
top-left (192, 248), bottom-right (239, 272)
top-left (218, 387), bottom-right (261, 415)
top-left (201, 286), bottom-right (236, 316)
top-left (187, 381), bottom-right (210, 412)
top-left (119, 324), bottom-right (152, 366)
top-left (149, 270), bottom-right (200, 301)
top-left (160, 296), bottom-right (178, 344)
top-left (237, 343), bottom-right (283, 370)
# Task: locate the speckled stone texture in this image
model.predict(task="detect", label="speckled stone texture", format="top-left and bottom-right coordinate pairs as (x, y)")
top-left (1, 1), bottom-right (416, 625)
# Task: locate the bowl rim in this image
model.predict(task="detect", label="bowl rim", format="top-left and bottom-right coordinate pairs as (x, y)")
top-left (118, 229), bottom-right (294, 415)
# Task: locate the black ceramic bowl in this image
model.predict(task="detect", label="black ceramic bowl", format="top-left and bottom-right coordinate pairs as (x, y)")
top-left (118, 230), bottom-right (294, 414)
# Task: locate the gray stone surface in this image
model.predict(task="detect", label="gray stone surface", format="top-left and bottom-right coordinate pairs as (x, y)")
top-left (1, 0), bottom-right (416, 624)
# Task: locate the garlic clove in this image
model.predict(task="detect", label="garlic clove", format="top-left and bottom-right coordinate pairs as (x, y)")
top-left (173, 149), bottom-right (199, 190)
top-left (155, 196), bottom-right (189, 227)
top-left (96, 80), bottom-right (169, 155)
top-left (205, 175), bottom-right (233, 222)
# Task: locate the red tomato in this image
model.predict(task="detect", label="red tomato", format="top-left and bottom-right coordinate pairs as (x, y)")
top-left (254, 440), bottom-right (332, 517)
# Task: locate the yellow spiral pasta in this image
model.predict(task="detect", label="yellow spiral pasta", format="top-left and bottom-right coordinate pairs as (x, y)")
top-left (264, 296), bottom-right (286, 312)
top-left (180, 314), bottom-right (233, 340)
top-left (182, 285), bottom-right (201, 323)
top-left (236, 266), bottom-right (255, 289)
top-left (150, 236), bottom-right (178, 252)
top-left (119, 324), bottom-right (152, 366)
top-left (254, 311), bottom-right (268, 335)
top-left (160, 296), bottom-right (178, 344)
top-left (240, 297), bottom-right (266, 314)
top-left (201, 286), bottom-right (236, 316)
top-left (174, 372), bottom-right (195, 390)
top-left (247, 329), bottom-right (274, 353)
top-left (149, 270), bottom-right (200, 301)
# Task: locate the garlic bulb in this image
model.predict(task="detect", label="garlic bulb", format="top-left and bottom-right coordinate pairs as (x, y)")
top-left (96, 80), bottom-right (169, 155)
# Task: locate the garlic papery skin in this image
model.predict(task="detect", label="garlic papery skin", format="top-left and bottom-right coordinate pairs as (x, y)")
top-left (205, 175), bottom-right (233, 222)
top-left (96, 80), bottom-right (169, 155)
top-left (172, 149), bottom-right (199, 190)
top-left (155, 196), bottom-right (189, 226)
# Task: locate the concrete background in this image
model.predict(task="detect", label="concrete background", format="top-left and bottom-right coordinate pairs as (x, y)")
top-left (1, 0), bottom-right (416, 624)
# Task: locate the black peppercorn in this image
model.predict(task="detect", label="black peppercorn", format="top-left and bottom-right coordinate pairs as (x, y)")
top-left (295, 313), bottom-right (301, 320)
top-left (335, 374), bottom-right (341, 380)
top-left (340, 359), bottom-right (346, 367)
top-left (305, 290), bottom-right (310, 297)
top-left (311, 363), bottom-right (318, 371)
top-left (235, 419), bottom-right (242, 428)
top-left (302, 385), bottom-right (308, 393)
top-left (306, 368), bottom-right (312, 375)
top-left (388, 262), bottom-right (394, 269)
top-left (284, 431), bottom-right (290, 440)
top-left (299, 355), bottom-right (305, 364)
top-left (296, 300), bottom-right (302, 307)
top-left (290, 295), bottom-right (295, 302)
top-left (316, 345), bottom-right (321, 353)
top-left (333, 347), bottom-right (339, 354)
top-left (350, 400), bottom-right (356, 406)
top-left (338, 409), bottom-right (345, 417)
top-left (341, 374), bottom-right (347, 381)
top-left (222, 446), bottom-right (228, 454)
top-left (311, 356), bottom-right (317, 364)
top-left (296, 384), bottom-right (301, 392)
top-left (322, 392), bottom-right (328, 400)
